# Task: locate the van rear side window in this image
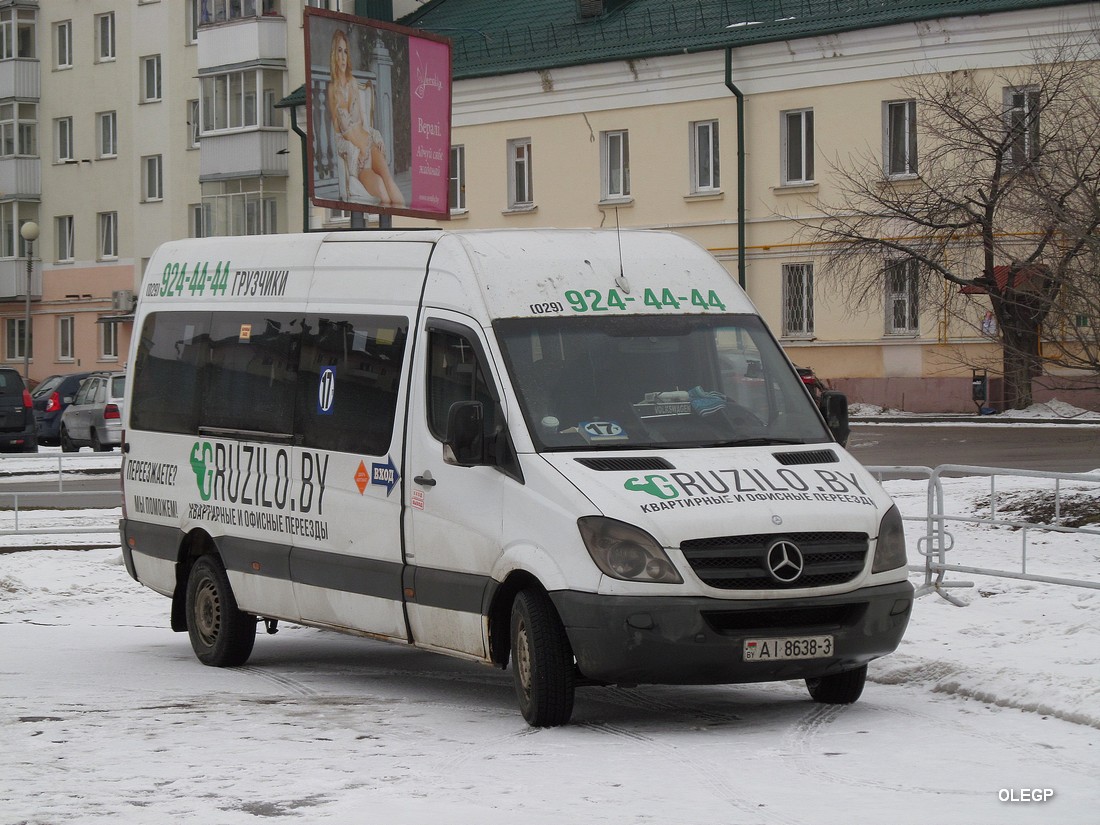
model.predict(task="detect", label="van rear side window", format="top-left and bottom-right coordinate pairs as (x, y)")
top-left (131, 311), bottom-right (408, 455)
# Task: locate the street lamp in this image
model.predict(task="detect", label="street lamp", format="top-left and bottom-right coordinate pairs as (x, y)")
top-left (19, 220), bottom-right (38, 384)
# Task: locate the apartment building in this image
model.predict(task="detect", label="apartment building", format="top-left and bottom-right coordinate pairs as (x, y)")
top-left (3, 0), bottom-right (1095, 411)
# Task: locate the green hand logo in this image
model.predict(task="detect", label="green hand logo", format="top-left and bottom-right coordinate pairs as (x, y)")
top-left (190, 441), bottom-right (214, 502)
top-left (624, 474), bottom-right (679, 500)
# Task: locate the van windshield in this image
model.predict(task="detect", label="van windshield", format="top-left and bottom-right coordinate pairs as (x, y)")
top-left (494, 314), bottom-right (832, 452)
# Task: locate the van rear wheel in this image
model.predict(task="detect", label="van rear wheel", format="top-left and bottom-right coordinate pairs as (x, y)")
top-left (510, 588), bottom-right (575, 727)
top-left (805, 664), bottom-right (867, 704)
top-left (185, 555), bottom-right (256, 667)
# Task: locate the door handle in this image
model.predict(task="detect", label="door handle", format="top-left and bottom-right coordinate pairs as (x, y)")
top-left (414, 471), bottom-right (436, 487)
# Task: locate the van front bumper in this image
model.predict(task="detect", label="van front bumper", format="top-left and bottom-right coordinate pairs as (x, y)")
top-left (549, 580), bottom-right (913, 685)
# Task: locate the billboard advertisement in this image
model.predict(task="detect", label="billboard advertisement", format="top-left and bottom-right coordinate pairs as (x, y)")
top-left (304, 9), bottom-right (452, 220)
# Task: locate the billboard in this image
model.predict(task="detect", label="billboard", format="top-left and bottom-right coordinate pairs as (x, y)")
top-left (304, 8), bottom-right (452, 220)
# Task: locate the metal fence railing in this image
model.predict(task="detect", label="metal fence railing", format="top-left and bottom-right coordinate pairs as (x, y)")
top-left (868, 464), bottom-right (1100, 605)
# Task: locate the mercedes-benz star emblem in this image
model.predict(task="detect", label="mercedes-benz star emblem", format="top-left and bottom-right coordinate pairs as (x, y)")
top-left (765, 539), bottom-right (804, 584)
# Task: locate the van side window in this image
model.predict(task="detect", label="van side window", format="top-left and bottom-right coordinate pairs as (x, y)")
top-left (131, 311), bottom-right (210, 434)
top-left (426, 328), bottom-right (498, 441)
top-left (204, 313), bottom-right (301, 435)
top-left (297, 314), bottom-right (409, 455)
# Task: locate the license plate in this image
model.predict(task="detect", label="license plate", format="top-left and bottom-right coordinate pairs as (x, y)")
top-left (743, 635), bottom-right (834, 662)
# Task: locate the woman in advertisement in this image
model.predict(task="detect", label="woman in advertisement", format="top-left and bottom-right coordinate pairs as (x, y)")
top-left (327, 29), bottom-right (405, 207)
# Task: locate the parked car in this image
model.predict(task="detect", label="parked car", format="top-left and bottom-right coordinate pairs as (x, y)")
top-left (59, 371), bottom-right (127, 452)
top-left (0, 367), bottom-right (37, 452)
top-left (31, 370), bottom-right (101, 446)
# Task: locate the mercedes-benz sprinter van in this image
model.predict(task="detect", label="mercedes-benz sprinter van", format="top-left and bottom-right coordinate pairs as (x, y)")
top-left (120, 228), bottom-right (912, 726)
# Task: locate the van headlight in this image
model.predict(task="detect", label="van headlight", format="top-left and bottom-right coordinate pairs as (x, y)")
top-left (578, 517), bottom-right (683, 584)
top-left (872, 504), bottom-right (908, 573)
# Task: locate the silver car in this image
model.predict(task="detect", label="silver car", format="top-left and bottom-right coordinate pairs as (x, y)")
top-left (60, 372), bottom-right (126, 452)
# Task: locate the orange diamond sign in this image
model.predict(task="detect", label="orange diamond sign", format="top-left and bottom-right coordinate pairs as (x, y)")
top-left (355, 461), bottom-right (370, 495)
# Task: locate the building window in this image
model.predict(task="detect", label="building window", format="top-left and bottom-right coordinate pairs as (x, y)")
top-left (507, 138), bottom-right (533, 208)
top-left (450, 145), bottom-right (466, 211)
top-left (6, 318), bottom-right (30, 361)
top-left (55, 21), bottom-right (73, 69)
top-left (98, 212), bottom-right (118, 260)
top-left (885, 100), bottom-right (917, 177)
top-left (141, 55), bottom-right (162, 103)
top-left (97, 111), bottom-right (117, 158)
top-left (782, 263), bottom-right (814, 337)
top-left (100, 321), bottom-right (119, 360)
top-left (601, 130), bottom-right (630, 200)
top-left (201, 185), bottom-right (281, 237)
top-left (58, 316), bottom-right (75, 361)
top-left (1005, 86), bottom-right (1040, 166)
top-left (201, 0), bottom-right (279, 23)
top-left (885, 259), bottom-right (919, 334)
top-left (0, 9), bottom-right (36, 60)
top-left (56, 216), bottom-right (75, 262)
top-left (0, 203), bottom-right (35, 258)
top-left (187, 0), bottom-right (200, 44)
top-left (188, 100), bottom-right (200, 148)
top-left (199, 69), bottom-right (283, 132)
top-left (691, 120), bottom-right (720, 192)
top-left (189, 204), bottom-right (204, 237)
top-left (143, 155), bottom-right (163, 201)
top-left (56, 117), bottom-right (74, 163)
top-left (95, 13), bottom-right (115, 62)
top-left (0, 103), bottom-right (36, 157)
top-left (781, 109), bottom-right (814, 185)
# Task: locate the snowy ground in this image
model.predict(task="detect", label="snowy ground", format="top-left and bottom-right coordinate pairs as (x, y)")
top-left (2, 413), bottom-right (1099, 824)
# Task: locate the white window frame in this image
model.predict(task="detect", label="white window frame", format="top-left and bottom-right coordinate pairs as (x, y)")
top-left (450, 145), bottom-right (466, 212)
top-left (1, 103), bottom-right (36, 158)
top-left (601, 130), bottom-right (630, 200)
top-left (189, 204), bottom-right (204, 238)
top-left (885, 258), bottom-right (920, 335)
top-left (507, 138), bottom-right (533, 209)
top-left (56, 215), bottom-right (75, 262)
top-left (141, 55), bottom-right (162, 103)
top-left (691, 120), bottom-right (720, 193)
top-left (97, 111), bottom-right (117, 159)
top-left (884, 100), bottom-right (918, 178)
top-left (781, 108), bottom-right (814, 185)
top-left (782, 262), bottom-right (815, 337)
top-left (6, 317), bottom-right (30, 361)
top-left (187, 0), bottom-right (200, 44)
top-left (55, 20), bottom-right (73, 69)
top-left (100, 321), bottom-right (119, 360)
top-left (142, 155), bottom-right (163, 202)
top-left (188, 100), bottom-right (200, 149)
top-left (200, 69), bottom-right (282, 133)
top-left (58, 316), bottom-right (76, 361)
top-left (1005, 86), bottom-right (1040, 167)
top-left (98, 212), bottom-right (118, 260)
top-left (0, 9), bottom-right (36, 60)
top-left (55, 117), bottom-right (74, 163)
top-left (95, 13), bottom-right (115, 62)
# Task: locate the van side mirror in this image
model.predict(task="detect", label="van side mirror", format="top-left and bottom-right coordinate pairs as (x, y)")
top-left (818, 391), bottom-right (850, 447)
top-left (445, 401), bottom-right (485, 465)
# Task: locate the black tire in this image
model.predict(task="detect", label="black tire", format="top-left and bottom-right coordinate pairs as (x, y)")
top-left (806, 664), bottom-right (867, 704)
top-left (510, 588), bottom-right (575, 727)
top-left (60, 427), bottom-right (77, 453)
top-left (91, 430), bottom-right (108, 452)
top-left (185, 555), bottom-right (256, 667)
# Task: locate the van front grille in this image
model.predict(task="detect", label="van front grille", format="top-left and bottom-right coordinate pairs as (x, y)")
top-left (679, 532), bottom-right (868, 590)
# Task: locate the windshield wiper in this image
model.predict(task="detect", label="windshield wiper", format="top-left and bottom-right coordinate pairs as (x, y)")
top-left (702, 437), bottom-right (809, 447)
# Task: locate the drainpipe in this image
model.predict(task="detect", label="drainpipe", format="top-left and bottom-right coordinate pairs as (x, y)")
top-left (288, 106), bottom-right (310, 233)
top-left (724, 47), bottom-right (746, 289)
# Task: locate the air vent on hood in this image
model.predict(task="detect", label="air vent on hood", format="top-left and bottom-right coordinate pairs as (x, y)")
top-left (574, 456), bottom-right (674, 472)
top-left (773, 449), bottom-right (838, 466)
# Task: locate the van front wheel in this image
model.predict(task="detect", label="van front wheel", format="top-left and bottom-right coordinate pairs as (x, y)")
top-left (510, 589), bottom-right (575, 727)
top-left (185, 555), bottom-right (256, 667)
top-left (805, 664), bottom-right (867, 704)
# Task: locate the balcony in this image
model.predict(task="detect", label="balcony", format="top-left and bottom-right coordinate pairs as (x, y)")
top-left (0, 258), bottom-right (42, 302)
top-left (0, 58), bottom-right (39, 100)
top-left (199, 130), bottom-right (288, 181)
top-left (197, 14), bottom-right (287, 72)
top-left (0, 157), bottom-right (40, 198)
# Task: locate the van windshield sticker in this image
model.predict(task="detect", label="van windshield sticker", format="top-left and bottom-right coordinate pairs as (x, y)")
top-left (580, 421), bottom-right (628, 442)
top-left (317, 367), bottom-right (336, 415)
top-left (562, 288), bottom-right (727, 313)
top-left (622, 468), bottom-right (876, 513)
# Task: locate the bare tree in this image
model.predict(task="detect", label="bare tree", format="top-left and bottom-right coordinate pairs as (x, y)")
top-left (804, 39), bottom-right (1100, 409)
